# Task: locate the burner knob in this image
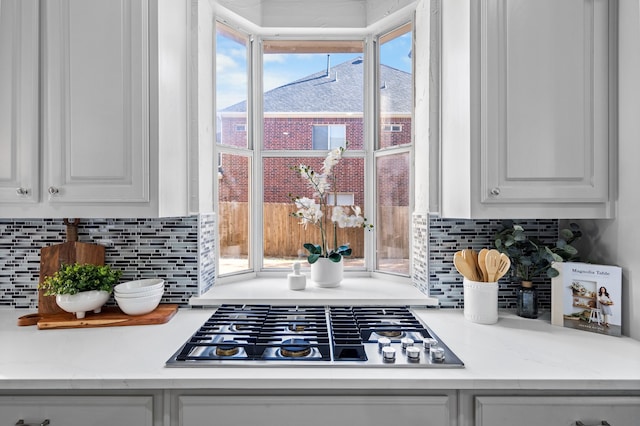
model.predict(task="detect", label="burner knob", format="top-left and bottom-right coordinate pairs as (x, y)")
top-left (401, 337), bottom-right (414, 349)
top-left (429, 346), bottom-right (445, 363)
top-left (378, 337), bottom-right (391, 349)
top-left (382, 346), bottom-right (396, 363)
top-left (423, 338), bottom-right (438, 352)
top-left (406, 346), bottom-right (421, 362)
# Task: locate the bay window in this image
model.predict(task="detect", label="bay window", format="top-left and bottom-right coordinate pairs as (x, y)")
top-left (215, 19), bottom-right (413, 278)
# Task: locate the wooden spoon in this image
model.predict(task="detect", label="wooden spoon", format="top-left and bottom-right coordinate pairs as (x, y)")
top-left (453, 251), bottom-right (479, 281)
top-left (495, 253), bottom-right (511, 281)
top-left (462, 249), bottom-right (480, 281)
top-left (477, 248), bottom-right (489, 282)
top-left (484, 249), bottom-right (501, 282)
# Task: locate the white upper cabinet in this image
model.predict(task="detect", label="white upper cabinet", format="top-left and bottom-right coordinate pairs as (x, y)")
top-left (42, 0), bottom-right (149, 205)
top-left (0, 0), bottom-right (39, 204)
top-left (438, 0), bottom-right (616, 219)
top-left (0, 0), bottom-right (201, 218)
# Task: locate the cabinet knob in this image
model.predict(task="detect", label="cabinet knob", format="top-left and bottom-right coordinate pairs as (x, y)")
top-left (15, 420), bottom-right (50, 426)
top-left (15, 187), bottom-right (30, 196)
top-left (48, 186), bottom-right (59, 195)
top-left (575, 421), bottom-right (611, 426)
top-left (490, 187), bottom-right (500, 196)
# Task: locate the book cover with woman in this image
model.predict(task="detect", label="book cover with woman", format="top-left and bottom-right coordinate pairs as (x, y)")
top-left (552, 262), bottom-right (622, 337)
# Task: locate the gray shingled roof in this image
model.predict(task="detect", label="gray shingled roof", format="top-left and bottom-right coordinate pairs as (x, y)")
top-left (222, 57), bottom-right (411, 113)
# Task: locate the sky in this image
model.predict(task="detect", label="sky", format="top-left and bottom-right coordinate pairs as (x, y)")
top-left (216, 32), bottom-right (412, 111)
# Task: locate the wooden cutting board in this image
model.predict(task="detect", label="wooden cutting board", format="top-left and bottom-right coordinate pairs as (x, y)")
top-left (38, 219), bottom-right (106, 314)
top-left (25, 304), bottom-right (179, 330)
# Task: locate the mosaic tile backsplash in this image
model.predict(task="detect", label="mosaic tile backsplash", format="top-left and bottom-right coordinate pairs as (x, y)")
top-left (1, 215), bottom-right (557, 310)
top-left (425, 216), bottom-right (559, 310)
top-left (0, 215), bottom-right (215, 309)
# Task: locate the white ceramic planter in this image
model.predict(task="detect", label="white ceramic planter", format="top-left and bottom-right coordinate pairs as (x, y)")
top-left (56, 290), bottom-right (111, 319)
top-left (310, 258), bottom-right (343, 288)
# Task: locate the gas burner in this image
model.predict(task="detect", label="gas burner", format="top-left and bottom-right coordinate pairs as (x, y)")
top-left (279, 338), bottom-right (312, 358)
top-left (215, 340), bottom-right (240, 357)
top-left (230, 323), bottom-right (252, 332)
top-left (288, 322), bottom-right (307, 332)
top-left (376, 330), bottom-right (403, 338)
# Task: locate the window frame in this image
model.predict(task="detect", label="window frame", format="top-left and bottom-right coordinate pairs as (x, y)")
top-left (373, 22), bottom-right (415, 277)
top-left (213, 13), bottom-right (416, 281)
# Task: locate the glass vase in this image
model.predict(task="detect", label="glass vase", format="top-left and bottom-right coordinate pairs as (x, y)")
top-left (517, 280), bottom-right (538, 319)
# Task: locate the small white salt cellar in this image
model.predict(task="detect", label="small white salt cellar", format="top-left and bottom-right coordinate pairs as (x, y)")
top-left (287, 262), bottom-right (306, 290)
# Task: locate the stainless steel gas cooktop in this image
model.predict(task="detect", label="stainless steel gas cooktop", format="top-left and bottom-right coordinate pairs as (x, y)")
top-left (166, 305), bottom-right (464, 368)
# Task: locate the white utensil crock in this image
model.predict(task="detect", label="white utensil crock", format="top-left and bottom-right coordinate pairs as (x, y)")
top-left (463, 278), bottom-right (498, 324)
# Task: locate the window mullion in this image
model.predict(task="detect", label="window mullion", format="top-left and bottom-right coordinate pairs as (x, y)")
top-left (252, 36), bottom-right (264, 271)
top-left (364, 35), bottom-right (376, 272)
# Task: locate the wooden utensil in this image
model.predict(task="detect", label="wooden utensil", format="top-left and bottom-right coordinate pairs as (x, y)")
top-left (454, 251), bottom-right (479, 281)
top-left (462, 249), bottom-right (480, 281)
top-left (477, 248), bottom-right (489, 282)
top-left (484, 249), bottom-right (501, 282)
top-left (495, 253), bottom-right (511, 281)
top-left (453, 251), bottom-right (478, 281)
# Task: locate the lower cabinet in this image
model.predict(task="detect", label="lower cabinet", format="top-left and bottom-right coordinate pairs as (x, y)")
top-left (470, 395), bottom-right (640, 426)
top-left (0, 395), bottom-right (156, 426)
top-left (174, 395), bottom-right (456, 426)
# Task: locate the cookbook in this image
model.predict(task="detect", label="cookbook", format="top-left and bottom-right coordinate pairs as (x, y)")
top-left (551, 262), bottom-right (622, 337)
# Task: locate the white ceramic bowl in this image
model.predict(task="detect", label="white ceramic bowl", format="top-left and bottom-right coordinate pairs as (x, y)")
top-left (115, 291), bottom-right (162, 315)
top-left (56, 290), bottom-right (111, 319)
top-left (114, 286), bottom-right (164, 298)
top-left (114, 278), bottom-right (164, 294)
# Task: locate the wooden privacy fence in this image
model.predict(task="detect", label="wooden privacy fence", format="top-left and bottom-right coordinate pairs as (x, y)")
top-left (218, 202), bottom-right (409, 259)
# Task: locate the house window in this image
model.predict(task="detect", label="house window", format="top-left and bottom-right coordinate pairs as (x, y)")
top-left (312, 125), bottom-right (347, 150)
top-left (382, 124), bottom-right (403, 132)
top-left (215, 20), bottom-right (413, 277)
top-left (260, 41), bottom-right (365, 270)
top-left (234, 124), bottom-right (246, 132)
top-left (327, 193), bottom-right (355, 206)
top-left (375, 23), bottom-right (413, 275)
top-left (216, 22), bottom-right (252, 275)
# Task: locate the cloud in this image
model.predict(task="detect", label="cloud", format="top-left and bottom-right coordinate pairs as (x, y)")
top-left (216, 53), bottom-right (239, 73)
top-left (264, 54), bottom-right (287, 64)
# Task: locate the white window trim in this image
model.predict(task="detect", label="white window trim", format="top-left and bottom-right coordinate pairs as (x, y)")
top-left (212, 8), bottom-right (417, 282)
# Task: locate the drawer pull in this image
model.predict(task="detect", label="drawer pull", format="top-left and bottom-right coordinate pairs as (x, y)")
top-left (15, 420), bottom-right (50, 426)
top-left (575, 421), bottom-right (611, 426)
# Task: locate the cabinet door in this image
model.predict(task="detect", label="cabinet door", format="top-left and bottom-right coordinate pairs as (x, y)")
top-left (0, 395), bottom-right (154, 426)
top-left (0, 0), bottom-right (39, 203)
top-left (475, 396), bottom-right (640, 426)
top-left (43, 0), bottom-right (149, 203)
top-left (177, 395), bottom-right (455, 426)
top-left (481, 0), bottom-right (611, 204)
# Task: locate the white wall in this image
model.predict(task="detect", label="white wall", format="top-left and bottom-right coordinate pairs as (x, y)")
top-left (573, 0), bottom-right (640, 339)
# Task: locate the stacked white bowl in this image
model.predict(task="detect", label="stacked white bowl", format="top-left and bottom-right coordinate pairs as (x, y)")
top-left (114, 278), bottom-right (164, 315)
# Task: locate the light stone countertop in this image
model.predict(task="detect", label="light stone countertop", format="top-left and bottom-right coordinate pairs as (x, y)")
top-left (2, 306), bottom-right (640, 391)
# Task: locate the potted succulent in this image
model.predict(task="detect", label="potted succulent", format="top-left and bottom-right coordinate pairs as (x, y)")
top-left (493, 220), bottom-right (581, 318)
top-left (39, 263), bottom-right (122, 319)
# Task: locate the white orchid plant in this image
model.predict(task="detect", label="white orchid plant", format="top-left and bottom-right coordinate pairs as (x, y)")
top-left (289, 145), bottom-right (373, 264)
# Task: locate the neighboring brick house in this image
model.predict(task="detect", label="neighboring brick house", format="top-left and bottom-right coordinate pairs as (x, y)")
top-left (218, 57), bottom-right (412, 207)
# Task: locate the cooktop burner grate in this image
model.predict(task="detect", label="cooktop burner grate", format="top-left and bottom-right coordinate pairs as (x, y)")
top-left (167, 304), bottom-right (464, 367)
